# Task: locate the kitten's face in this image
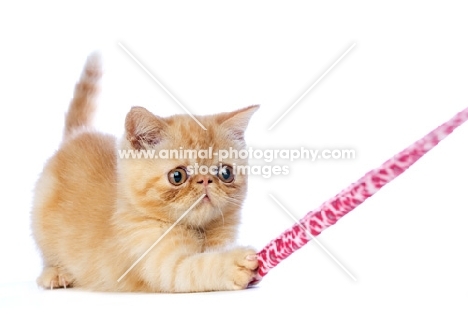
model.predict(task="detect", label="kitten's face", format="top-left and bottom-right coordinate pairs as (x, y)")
top-left (118, 105), bottom-right (258, 227)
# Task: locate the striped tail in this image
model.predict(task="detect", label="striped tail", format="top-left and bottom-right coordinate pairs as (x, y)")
top-left (63, 52), bottom-right (102, 139)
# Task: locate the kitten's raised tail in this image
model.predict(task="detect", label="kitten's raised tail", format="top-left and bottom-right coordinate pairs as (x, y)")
top-left (63, 52), bottom-right (102, 139)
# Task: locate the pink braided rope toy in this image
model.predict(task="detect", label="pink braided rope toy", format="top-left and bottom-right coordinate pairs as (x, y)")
top-left (254, 107), bottom-right (468, 282)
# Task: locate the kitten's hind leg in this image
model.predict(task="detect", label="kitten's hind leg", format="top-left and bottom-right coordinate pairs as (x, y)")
top-left (37, 266), bottom-right (74, 289)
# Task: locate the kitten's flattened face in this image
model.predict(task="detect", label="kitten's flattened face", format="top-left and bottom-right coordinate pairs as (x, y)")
top-left (119, 105), bottom-right (258, 226)
top-left (140, 129), bottom-right (247, 226)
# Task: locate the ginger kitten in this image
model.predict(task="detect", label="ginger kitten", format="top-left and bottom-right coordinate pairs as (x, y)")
top-left (31, 53), bottom-right (259, 292)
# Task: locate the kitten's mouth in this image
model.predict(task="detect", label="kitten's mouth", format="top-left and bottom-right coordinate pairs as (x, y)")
top-left (203, 194), bottom-right (211, 203)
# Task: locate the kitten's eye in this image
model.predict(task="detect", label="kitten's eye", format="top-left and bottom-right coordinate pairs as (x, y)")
top-left (168, 168), bottom-right (188, 186)
top-left (218, 165), bottom-right (234, 183)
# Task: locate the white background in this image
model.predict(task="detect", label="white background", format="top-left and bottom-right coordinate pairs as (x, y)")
top-left (1, 1), bottom-right (467, 323)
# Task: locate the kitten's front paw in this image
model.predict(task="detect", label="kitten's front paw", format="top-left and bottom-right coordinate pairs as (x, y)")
top-left (37, 266), bottom-right (73, 290)
top-left (225, 248), bottom-right (258, 290)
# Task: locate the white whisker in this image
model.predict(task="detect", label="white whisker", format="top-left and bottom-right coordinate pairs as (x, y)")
top-left (224, 200), bottom-right (243, 208)
top-left (224, 197), bottom-right (244, 207)
top-left (217, 203), bottom-right (225, 226)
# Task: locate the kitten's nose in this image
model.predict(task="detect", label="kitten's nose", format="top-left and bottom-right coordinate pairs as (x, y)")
top-left (196, 175), bottom-right (213, 187)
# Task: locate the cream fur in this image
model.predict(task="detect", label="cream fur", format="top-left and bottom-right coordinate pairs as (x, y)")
top-left (31, 53), bottom-right (259, 292)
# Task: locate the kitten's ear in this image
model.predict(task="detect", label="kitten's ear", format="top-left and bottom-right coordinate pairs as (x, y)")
top-left (219, 105), bottom-right (259, 141)
top-left (125, 106), bottom-right (167, 150)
